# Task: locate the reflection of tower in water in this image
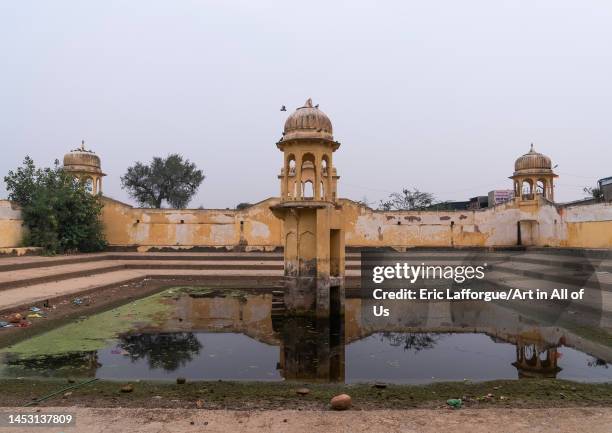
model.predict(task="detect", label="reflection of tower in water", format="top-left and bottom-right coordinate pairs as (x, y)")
top-left (274, 315), bottom-right (345, 382)
top-left (512, 338), bottom-right (562, 379)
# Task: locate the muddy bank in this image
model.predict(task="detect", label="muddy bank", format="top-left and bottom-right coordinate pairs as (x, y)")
top-left (1, 379), bottom-right (611, 410)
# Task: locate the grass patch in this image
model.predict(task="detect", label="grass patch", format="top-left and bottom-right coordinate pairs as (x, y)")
top-left (0, 291), bottom-right (173, 359)
top-left (0, 378), bottom-right (610, 410)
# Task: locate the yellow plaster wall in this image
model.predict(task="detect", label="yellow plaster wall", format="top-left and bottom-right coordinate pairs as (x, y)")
top-left (0, 200), bottom-right (25, 248)
top-left (1, 196), bottom-right (612, 250)
top-left (100, 197), bottom-right (283, 250)
top-left (564, 221), bottom-right (612, 248)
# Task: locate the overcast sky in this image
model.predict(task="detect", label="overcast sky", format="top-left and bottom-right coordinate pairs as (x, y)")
top-left (1, 0), bottom-right (611, 208)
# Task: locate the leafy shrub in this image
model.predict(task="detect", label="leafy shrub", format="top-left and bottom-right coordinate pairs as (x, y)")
top-left (4, 157), bottom-right (107, 254)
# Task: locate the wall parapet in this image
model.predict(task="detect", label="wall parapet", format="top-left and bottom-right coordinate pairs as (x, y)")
top-left (1, 196), bottom-right (611, 250)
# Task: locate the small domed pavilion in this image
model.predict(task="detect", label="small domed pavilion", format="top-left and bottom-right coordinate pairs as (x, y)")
top-left (63, 140), bottom-right (106, 194)
top-left (510, 144), bottom-right (557, 202)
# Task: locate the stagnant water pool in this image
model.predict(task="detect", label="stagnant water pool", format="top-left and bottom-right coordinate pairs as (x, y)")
top-left (1, 288), bottom-right (611, 383)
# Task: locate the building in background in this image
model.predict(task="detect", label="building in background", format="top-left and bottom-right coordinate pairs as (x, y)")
top-left (468, 196), bottom-right (489, 210)
top-left (599, 177), bottom-right (612, 202)
top-left (488, 189), bottom-right (515, 207)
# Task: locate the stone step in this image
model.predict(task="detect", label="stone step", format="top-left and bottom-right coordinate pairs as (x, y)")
top-left (484, 268), bottom-right (612, 314)
top-left (0, 251), bottom-right (285, 272)
top-left (0, 268), bottom-right (285, 313)
top-left (490, 261), bottom-right (612, 293)
top-left (0, 259), bottom-right (287, 291)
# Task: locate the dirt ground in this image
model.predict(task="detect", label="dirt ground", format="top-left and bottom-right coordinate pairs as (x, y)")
top-left (2, 407), bottom-right (611, 433)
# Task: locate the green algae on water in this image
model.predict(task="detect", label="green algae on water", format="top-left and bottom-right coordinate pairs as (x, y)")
top-left (0, 290), bottom-right (174, 359)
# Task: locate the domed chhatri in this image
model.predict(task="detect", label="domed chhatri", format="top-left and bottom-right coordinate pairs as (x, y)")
top-left (63, 140), bottom-right (106, 194)
top-left (514, 143), bottom-right (553, 173)
top-left (272, 99), bottom-right (346, 319)
top-left (281, 98), bottom-right (334, 141)
top-left (276, 99), bottom-right (340, 203)
top-left (510, 144), bottom-right (557, 202)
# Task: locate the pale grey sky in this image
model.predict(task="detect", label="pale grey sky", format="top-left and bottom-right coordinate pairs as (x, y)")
top-left (1, 0), bottom-right (610, 208)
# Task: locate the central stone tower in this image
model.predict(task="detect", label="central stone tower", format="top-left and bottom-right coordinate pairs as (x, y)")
top-left (272, 99), bottom-right (345, 318)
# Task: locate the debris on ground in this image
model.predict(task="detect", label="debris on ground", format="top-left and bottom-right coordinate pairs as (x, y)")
top-left (8, 313), bottom-right (22, 323)
top-left (476, 393), bottom-right (495, 401)
top-left (373, 382), bottom-right (387, 389)
top-left (29, 307), bottom-right (41, 313)
top-left (120, 384), bottom-right (134, 393)
top-left (296, 387), bottom-right (310, 396)
top-left (330, 394), bottom-right (352, 410)
top-left (447, 398), bottom-right (462, 409)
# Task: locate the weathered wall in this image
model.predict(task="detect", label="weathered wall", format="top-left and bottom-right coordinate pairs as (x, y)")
top-left (101, 197), bottom-right (283, 251)
top-left (0, 200), bottom-right (25, 248)
top-left (1, 196), bottom-right (611, 250)
top-left (559, 202), bottom-right (612, 248)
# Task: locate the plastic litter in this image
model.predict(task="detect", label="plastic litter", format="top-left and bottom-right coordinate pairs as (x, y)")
top-left (446, 398), bottom-right (462, 409)
top-left (0, 321), bottom-right (10, 328)
top-left (72, 298), bottom-right (83, 305)
top-left (29, 307), bottom-right (41, 312)
top-left (27, 313), bottom-right (43, 319)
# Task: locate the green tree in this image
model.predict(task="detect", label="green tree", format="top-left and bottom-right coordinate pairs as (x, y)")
top-left (379, 188), bottom-right (435, 211)
top-left (121, 154), bottom-right (205, 208)
top-left (236, 202), bottom-right (252, 210)
top-left (4, 157), bottom-right (107, 254)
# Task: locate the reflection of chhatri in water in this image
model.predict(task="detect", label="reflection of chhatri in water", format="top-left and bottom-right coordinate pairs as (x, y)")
top-left (513, 337), bottom-right (561, 379)
top-left (274, 316), bottom-right (345, 383)
top-left (2, 292), bottom-right (611, 383)
top-left (144, 293), bottom-right (611, 382)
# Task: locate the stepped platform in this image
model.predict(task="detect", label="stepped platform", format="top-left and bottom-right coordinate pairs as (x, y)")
top-left (0, 248), bottom-right (610, 318)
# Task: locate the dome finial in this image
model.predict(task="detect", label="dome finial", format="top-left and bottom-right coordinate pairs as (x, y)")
top-left (530, 142), bottom-right (535, 152)
top-left (304, 98), bottom-right (313, 108)
top-left (81, 139), bottom-right (85, 150)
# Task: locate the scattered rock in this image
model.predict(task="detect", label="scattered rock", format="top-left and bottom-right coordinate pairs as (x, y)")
top-left (373, 382), bottom-right (387, 389)
top-left (330, 394), bottom-right (352, 410)
top-left (63, 392), bottom-right (72, 398)
top-left (176, 377), bottom-right (186, 385)
top-left (190, 421), bottom-right (194, 425)
top-left (67, 378), bottom-right (75, 384)
top-left (283, 419), bottom-right (288, 423)
top-left (120, 384), bottom-right (134, 393)
top-left (195, 399), bottom-right (204, 409)
top-left (152, 396), bottom-right (162, 400)
top-left (296, 387), bottom-right (310, 396)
